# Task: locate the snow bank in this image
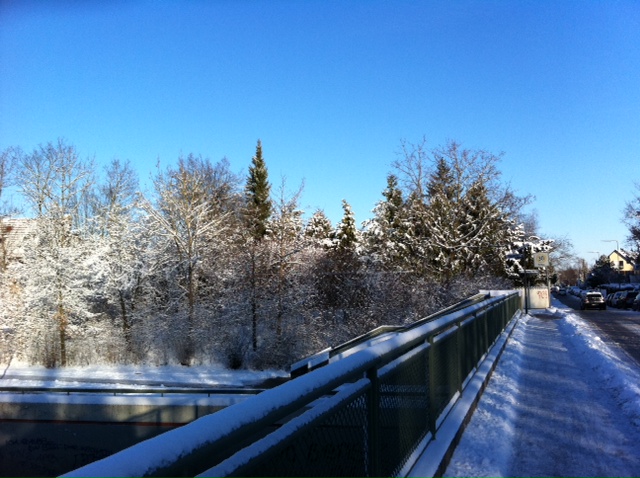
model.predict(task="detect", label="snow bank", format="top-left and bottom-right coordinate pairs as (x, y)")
top-left (555, 306), bottom-right (640, 426)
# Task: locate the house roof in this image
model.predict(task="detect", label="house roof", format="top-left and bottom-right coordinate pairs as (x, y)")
top-left (608, 249), bottom-right (639, 264)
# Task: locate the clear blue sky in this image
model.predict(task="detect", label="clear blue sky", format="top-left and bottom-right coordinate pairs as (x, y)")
top-left (1, 0), bottom-right (639, 262)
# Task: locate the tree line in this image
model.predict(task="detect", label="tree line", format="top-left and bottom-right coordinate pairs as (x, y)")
top-left (0, 138), bottom-right (538, 369)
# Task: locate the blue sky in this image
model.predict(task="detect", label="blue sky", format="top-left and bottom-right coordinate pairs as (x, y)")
top-left (1, 0), bottom-right (639, 262)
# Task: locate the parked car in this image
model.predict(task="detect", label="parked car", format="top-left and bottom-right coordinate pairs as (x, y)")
top-left (607, 291), bottom-right (624, 307)
top-left (632, 295), bottom-right (640, 311)
top-left (557, 287), bottom-right (567, 296)
top-left (618, 291), bottom-right (638, 309)
top-left (581, 292), bottom-right (606, 310)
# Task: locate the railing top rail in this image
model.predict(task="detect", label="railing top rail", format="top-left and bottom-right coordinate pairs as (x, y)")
top-left (290, 293), bottom-right (490, 376)
top-left (401, 292), bottom-right (489, 332)
top-left (328, 325), bottom-right (403, 358)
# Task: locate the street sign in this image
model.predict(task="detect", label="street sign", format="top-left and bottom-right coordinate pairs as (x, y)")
top-left (533, 252), bottom-right (549, 268)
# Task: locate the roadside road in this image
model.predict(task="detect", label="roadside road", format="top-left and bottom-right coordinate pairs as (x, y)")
top-left (554, 292), bottom-right (640, 365)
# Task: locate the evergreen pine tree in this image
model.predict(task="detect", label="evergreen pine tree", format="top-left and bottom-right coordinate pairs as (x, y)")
top-left (305, 210), bottom-right (333, 245)
top-left (426, 157), bottom-right (458, 201)
top-left (364, 175), bottom-right (409, 269)
top-left (460, 179), bottom-right (508, 275)
top-left (244, 140), bottom-right (272, 240)
top-left (243, 140), bottom-right (272, 352)
top-left (334, 199), bottom-right (358, 252)
top-left (381, 174), bottom-right (404, 228)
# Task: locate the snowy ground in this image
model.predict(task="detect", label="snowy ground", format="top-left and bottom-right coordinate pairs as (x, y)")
top-left (0, 362), bottom-right (288, 390)
top-left (444, 299), bottom-right (640, 477)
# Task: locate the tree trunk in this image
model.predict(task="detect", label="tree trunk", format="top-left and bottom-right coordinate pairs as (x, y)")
top-left (57, 302), bottom-right (67, 367)
top-left (251, 254), bottom-right (258, 352)
top-left (120, 290), bottom-right (133, 355)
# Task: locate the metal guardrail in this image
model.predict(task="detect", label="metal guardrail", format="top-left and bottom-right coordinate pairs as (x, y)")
top-left (290, 293), bottom-right (489, 377)
top-left (63, 291), bottom-right (520, 478)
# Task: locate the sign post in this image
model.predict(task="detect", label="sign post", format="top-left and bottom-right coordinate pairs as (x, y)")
top-left (534, 252), bottom-right (551, 308)
top-left (523, 269), bottom-right (539, 314)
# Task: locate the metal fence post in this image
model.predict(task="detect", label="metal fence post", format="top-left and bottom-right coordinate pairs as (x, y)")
top-left (427, 335), bottom-right (437, 438)
top-left (366, 368), bottom-right (381, 477)
top-left (455, 322), bottom-right (463, 392)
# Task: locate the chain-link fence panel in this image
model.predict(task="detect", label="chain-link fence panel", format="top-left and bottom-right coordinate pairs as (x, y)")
top-left (378, 345), bottom-right (430, 476)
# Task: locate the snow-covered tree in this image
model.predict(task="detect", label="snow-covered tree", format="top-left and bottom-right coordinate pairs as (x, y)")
top-left (18, 227), bottom-right (94, 365)
top-left (313, 200), bottom-right (370, 330)
top-left (504, 232), bottom-right (555, 284)
top-left (363, 175), bottom-right (410, 269)
top-left (141, 155), bottom-right (230, 364)
top-left (1, 136), bottom-right (548, 369)
top-left (0, 146), bottom-right (22, 271)
top-left (16, 139), bottom-right (95, 366)
top-left (623, 181), bottom-right (640, 255)
top-left (0, 146), bottom-right (25, 360)
top-left (267, 179), bottom-right (305, 338)
top-left (333, 199), bottom-right (359, 253)
top-left (304, 209), bottom-right (333, 245)
top-left (392, 139), bottom-right (528, 282)
top-left (90, 159), bottom-right (145, 357)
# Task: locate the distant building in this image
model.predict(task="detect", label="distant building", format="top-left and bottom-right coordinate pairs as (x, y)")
top-left (0, 218), bottom-right (36, 267)
top-left (607, 249), bottom-right (639, 277)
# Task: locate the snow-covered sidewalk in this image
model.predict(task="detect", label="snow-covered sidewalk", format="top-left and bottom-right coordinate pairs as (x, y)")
top-left (443, 302), bottom-right (640, 477)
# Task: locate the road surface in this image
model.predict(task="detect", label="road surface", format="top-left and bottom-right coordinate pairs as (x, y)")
top-left (555, 292), bottom-right (640, 365)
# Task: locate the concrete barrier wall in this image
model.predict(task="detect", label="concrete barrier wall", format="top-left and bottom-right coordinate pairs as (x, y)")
top-left (0, 395), bottom-right (232, 425)
top-left (0, 394), bottom-right (248, 477)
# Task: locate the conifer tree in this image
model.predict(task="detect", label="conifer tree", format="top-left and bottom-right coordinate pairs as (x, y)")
top-left (305, 210), bottom-right (333, 244)
top-left (380, 174), bottom-right (404, 228)
top-left (395, 139), bottom-right (528, 282)
top-left (422, 157), bottom-right (461, 278)
top-left (334, 199), bottom-right (358, 253)
top-left (243, 140), bottom-right (273, 352)
top-left (364, 175), bottom-right (409, 269)
top-left (244, 140), bottom-right (272, 240)
top-left (319, 199), bottom-right (368, 315)
top-left (461, 179), bottom-right (512, 275)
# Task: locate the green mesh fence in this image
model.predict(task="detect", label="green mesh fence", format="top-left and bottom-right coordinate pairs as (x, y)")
top-left (432, 328), bottom-right (461, 415)
top-left (65, 292), bottom-right (520, 478)
top-left (200, 293), bottom-right (520, 477)
top-left (377, 345), bottom-right (430, 477)
top-left (235, 391), bottom-right (370, 477)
